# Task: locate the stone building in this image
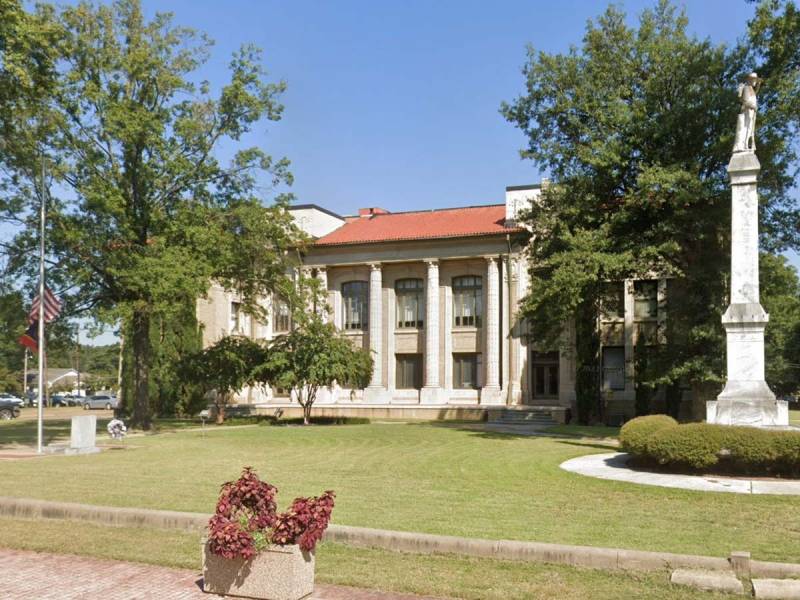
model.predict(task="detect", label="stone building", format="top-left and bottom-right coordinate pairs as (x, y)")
top-left (196, 184), bottom-right (667, 422)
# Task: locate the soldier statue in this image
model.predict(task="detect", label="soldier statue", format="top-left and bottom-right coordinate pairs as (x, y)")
top-left (734, 72), bottom-right (761, 153)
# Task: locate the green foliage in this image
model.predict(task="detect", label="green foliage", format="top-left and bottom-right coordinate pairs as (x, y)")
top-left (619, 414), bottom-right (678, 455)
top-left (254, 316), bottom-right (373, 424)
top-left (0, 0), bottom-right (305, 428)
top-left (628, 421), bottom-right (800, 477)
top-left (501, 1), bottom-right (800, 409)
top-left (179, 335), bottom-right (266, 423)
top-left (761, 253), bottom-right (800, 396)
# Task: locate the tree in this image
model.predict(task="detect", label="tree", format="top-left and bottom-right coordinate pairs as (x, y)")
top-left (761, 253), bottom-right (800, 396)
top-left (179, 335), bottom-right (265, 424)
top-left (254, 317), bottom-right (373, 425)
top-left (0, 0), bottom-right (304, 429)
top-left (501, 1), bottom-right (800, 421)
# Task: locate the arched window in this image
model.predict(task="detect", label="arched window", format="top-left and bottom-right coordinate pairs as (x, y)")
top-left (452, 275), bottom-right (482, 327)
top-left (395, 278), bottom-right (424, 328)
top-left (342, 281), bottom-right (368, 330)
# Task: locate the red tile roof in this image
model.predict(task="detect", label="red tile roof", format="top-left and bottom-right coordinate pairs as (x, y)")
top-left (315, 204), bottom-right (523, 246)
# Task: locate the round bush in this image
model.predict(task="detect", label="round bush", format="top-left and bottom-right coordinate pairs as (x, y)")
top-left (619, 414), bottom-right (678, 455)
top-left (644, 423), bottom-right (726, 469)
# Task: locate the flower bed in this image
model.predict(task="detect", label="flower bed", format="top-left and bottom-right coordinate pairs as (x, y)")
top-left (202, 467), bottom-right (334, 600)
top-left (620, 415), bottom-right (800, 478)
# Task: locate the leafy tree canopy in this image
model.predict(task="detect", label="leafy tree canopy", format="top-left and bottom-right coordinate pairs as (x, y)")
top-left (502, 1), bottom-right (800, 419)
top-left (0, 0), bottom-right (305, 428)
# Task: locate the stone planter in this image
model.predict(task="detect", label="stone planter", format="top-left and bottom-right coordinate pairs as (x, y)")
top-left (202, 540), bottom-right (315, 600)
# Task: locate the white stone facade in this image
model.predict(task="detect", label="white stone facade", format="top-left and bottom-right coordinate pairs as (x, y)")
top-left (196, 191), bottom-right (668, 419)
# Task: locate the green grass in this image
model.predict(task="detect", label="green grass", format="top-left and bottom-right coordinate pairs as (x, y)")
top-left (791, 409), bottom-right (799, 425)
top-left (0, 420), bottom-right (798, 563)
top-left (0, 517), bottom-right (736, 599)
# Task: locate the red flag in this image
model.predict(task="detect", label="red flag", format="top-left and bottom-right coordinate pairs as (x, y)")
top-left (19, 320), bottom-right (39, 353)
top-left (29, 287), bottom-right (62, 324)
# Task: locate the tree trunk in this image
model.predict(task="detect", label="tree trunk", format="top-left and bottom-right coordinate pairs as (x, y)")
top-left (216, 392), bottom-right (226, 425)
top-left (303, 402), bottom-right (311, 425)
top-left (131, 309), bottom-right (152, 430)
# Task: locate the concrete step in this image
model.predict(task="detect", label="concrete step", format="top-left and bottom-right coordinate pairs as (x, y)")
top-left (490, 408), bottom-right (558, 426)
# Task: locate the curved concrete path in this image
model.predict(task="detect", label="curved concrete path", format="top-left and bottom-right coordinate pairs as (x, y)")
top-left (561, 452), bottom-right (800, 495)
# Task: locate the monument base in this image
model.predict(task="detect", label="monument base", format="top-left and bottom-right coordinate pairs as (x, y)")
top-left (707, 379), bottom-right (788, 427)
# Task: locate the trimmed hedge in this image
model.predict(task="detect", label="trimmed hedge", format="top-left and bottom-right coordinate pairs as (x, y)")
top-left (619, 415), bottom-right (678, 455)
top-left (623, 418), bottom-right (800, 478)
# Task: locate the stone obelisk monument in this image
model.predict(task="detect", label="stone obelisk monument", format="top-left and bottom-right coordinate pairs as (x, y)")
top-left (707, 73), bottom-right (788, 427)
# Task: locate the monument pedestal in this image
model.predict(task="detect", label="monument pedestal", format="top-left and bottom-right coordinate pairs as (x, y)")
top-left (707, 151), bottom-right (788, 427)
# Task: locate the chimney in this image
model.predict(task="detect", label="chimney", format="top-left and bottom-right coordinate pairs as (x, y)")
top-left (358, 207), bottom-right (390, 217)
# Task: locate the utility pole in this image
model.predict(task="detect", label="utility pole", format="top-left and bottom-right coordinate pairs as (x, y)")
top-left (36, 155), bottom-right (46, 454)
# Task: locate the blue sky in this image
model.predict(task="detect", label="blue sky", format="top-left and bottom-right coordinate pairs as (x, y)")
top-left (40, 1), bottom-right (800, 342)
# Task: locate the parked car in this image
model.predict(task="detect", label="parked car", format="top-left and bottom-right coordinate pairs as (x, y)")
top-left (0, 399), bottom-right (21, 420)
top-left (50, 394), bottom-right (69, 407)
top-left (0, 393), bottom-right (24, 408)
top-left (83, 394), bottom-right (119, 410)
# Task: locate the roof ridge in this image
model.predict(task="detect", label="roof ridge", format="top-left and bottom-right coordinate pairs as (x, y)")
top-left (362, 203), bottom-right (505, 217)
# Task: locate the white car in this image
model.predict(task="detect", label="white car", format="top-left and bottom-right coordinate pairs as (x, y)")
top-left (0, 393), bottom-right (24, 408)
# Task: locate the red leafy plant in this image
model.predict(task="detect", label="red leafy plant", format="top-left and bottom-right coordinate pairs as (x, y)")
top-left (208, 467), bottom-right (335, 559)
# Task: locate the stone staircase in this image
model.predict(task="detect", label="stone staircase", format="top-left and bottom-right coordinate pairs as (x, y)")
top-left (489, 407), bottom-right (560, 427)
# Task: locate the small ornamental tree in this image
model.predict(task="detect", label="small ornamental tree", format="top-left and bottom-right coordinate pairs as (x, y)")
top-left (255, 315), bottom-right (372, 425)
top-left (179, 335), bottom-right (265, 424)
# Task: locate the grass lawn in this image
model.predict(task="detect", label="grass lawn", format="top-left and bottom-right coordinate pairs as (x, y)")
top-left (1, 419), bottom-right (799, 563)
top-left (791, 409), bottom-right (799, 425)
top-left (0, 517), bottom-right (737, 599)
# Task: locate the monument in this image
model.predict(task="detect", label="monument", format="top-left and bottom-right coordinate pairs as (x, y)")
top-left (706, 73), bottom-right (789, 427)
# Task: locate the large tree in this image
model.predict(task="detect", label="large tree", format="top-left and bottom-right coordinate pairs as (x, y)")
top-left (502, 1), bottom-right (800, 422)
top-left (0, 0), bottom-right (303, 428)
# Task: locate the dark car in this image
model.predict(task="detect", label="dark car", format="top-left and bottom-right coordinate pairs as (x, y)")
top-left (50, 394), bottom-right (69, 407)
top-left (0, 400), bottom-right (21, 420)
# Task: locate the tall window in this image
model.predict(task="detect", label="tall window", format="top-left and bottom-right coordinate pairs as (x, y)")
top-left (531, 351), bottom-right (559, 398)
top-left (602, 346), bottom-right (625, 390)
top-left (600, 282), bottom-right (624, 319)
top-left (395, 278), bottom-right (424, 328)
top-left (634, 280), bottom-right (658, 319)
top-left (453, 353), bottom-right (481, 389)
top-left (452, 276), bottom-right (482, 328)
top-left (273, 296), bottom-right (291, 333)
top-left (396, 354), bottom-right (422, 389)
top-left (230, 301), bottom-right (242, 334)
top-left (342, 281), bottom-right (368, 330)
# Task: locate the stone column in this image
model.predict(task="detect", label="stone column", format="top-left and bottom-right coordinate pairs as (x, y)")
top-left (481, 256), bottom-right (502, 404)
top-left (508, 256), bottom-right (522, 404)
top-left (367, 263), bottom-right (383, 390)
top-left (709, 151), bottom-right (786, 426)
top-left (421, 260), bottom-right (443, 403)
top-left (316, 267), bottom-right (329, 322)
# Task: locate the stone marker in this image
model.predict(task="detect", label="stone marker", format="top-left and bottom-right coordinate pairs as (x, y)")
top-left (707, 72), bottom-right (788, 427)
top-left (68, 415), bottom-right (98, 455)
top-left (752, 578), bottom-right (800, 599)
top-left (670, 569), bottom-right (744, 595)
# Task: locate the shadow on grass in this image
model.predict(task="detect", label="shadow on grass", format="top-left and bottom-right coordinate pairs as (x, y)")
top-left (556, 439), bottom-right (620, 452)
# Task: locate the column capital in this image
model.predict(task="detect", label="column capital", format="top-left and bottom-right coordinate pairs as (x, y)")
top-left (315, 266), bottom-right (327, 274)
top-left (424, 258), bottom-right (439, 267)
top-left (368, 262), bottom-right (382, 272)
top-left (484, 255), bottom-right (498, 265)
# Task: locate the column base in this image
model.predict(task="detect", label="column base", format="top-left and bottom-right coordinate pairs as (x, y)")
top-left (363, 386), bottom-right (393, 404)
top-left (707, 380), bottom-right (788, 427)
top-left (420, 386), bottom-right (447, 405)
top-left (508, 382), bottom-right (522, 405)
top-left (480, 385), bottom-right (504, 406)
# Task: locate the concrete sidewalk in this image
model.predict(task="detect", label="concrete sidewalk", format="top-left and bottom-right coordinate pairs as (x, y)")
top-left (0, 548), bottom-right (442, 600)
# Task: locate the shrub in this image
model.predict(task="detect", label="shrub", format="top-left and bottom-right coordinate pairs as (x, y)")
top-left (619, 414), bottom-right (678, 455)
top-left (644, 423), bottom-right (725, 469)
top-left (207, 467), bottom-right (335, 559)
top-left (624, 421), bottom-right (800, 477)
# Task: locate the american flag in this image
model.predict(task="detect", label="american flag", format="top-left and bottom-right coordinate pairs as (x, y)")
top-left (28, 287), bottom-right (62, 324)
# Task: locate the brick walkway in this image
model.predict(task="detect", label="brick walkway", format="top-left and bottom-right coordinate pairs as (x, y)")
top-left (0, 548), bottom-right (441, 600)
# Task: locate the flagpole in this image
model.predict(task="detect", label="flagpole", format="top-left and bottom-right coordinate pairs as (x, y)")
top-left (37, 155), bottom-right (46, 454)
